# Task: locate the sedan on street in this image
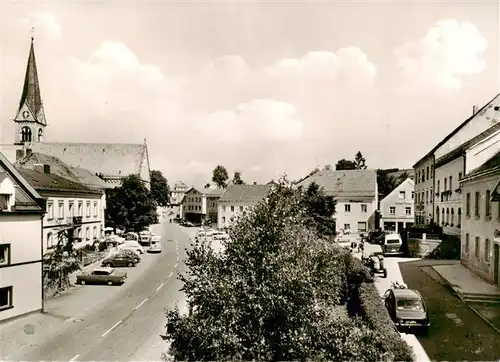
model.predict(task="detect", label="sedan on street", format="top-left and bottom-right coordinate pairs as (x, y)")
top-left (101, 253), bottom-right (136, 268)
top-left (76, 267), bottom-right (127, 286)
top-left (384, 288), bottom-right (430, 332)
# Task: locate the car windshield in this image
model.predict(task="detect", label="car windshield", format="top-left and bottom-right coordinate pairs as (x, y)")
top-left (126, 234), bottom-right (137, 240)
top-left (397, 298), bottom-right (423, 310)
top-left (386, 238), bottom-right (400, 244)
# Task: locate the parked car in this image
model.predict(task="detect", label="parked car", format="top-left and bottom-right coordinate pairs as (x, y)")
top-left (381, 232), bottom-right (403, 256)
top-left (101, 253), bottom-right (136, 267)
top-left (383, 287), bottom-right (430, 332)
top-left (124, 232), bottom-right (139, 242)
top-left (115, 249), bottom-right (141, 263)
top-left (367, 229), bottom-right (384, 243)
top-left (362, 244), bottom-right (387, 278)
top-left (139, 231), bottom-right (152, 246)
top-left (148, 239), bottom-right (162, 253)
top-left (76, 267), bottom-right (127, 286)
top-left (119, 241), bottom-right (145, 254)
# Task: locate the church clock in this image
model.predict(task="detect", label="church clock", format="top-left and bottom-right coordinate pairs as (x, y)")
top-left (22, 111), bottom-right (30, 119)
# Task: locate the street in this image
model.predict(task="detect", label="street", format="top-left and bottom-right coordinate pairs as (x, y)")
top-left (7, 223), bottom-right (192, 361)
top-left (400, 260), bottom-right (500, 361)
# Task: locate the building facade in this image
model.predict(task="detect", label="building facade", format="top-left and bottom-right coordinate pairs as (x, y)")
top-left (166, 181), bottom-right (190, 219)
top-left (218, 184), bottom-right (272, 229)
top-left (460, 151), bottom-right (500, 285)
top-left (297, 170), bottom-right (378, 234)
top-left (413, 94), bottom-right (500, 226)
top-left (17, 165), bottom-right (105, 253)
top-left (181, 188), bottom-right (204, 223)
top-left (205, 188), bottom-right (224, 225)
top-left (380, 178), bottom-right (415, 232)
top-left (8, 37), bottom-right (151, 189)
top-left (0, 153), bottom-right (45, 322)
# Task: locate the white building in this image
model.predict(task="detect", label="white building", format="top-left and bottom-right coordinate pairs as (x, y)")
top-left (17, 165), bottom-right (105, 252)
top-left (298, 170), bottom-right (378, 234)
top-left (218, 184), bottom-right (272, 229)
top-left (380, 178), bottom-right (415, 232)
top-left (0, 152), bottom-right (45, 322)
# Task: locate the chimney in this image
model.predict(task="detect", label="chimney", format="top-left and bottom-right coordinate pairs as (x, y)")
top-left (33, 163), bottom-right (50, 174)
top-left (473, 105), bottom-right (479, 115)
top-left (44, 164), bottom-right (50, 174)
top-left (253, 181), bottom-right (257, 185)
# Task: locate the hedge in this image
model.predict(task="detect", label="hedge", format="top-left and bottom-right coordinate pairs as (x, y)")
top-left (357, 283), bottom-right (415, 361)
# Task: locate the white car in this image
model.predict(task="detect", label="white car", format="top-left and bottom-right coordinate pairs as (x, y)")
top-left (119, 241), bottom-right (145, 254)
top-left (148, 240), bottom-right (162, 253)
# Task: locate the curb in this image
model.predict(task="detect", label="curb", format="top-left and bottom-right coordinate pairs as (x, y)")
top-left (431, 266), bottom-right (500, 336)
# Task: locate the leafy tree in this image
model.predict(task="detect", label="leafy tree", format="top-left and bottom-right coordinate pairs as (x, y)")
top-left (150, 170), bottom-right (170, 207)
top-left (354, 151), bottom-right (367, 170)
top-left (233, 171), bottom-right (244, 185)
top-left (162, 177), bottom-right (413, 361)
top-left (204, 182), bottom-right (211, 188)
top-left (323, 164), bottom-right (333, 171)
top-left (299, 182), bottom-right (336, 237)
top-left (335, 159), bottom-right (356, 170)
top-left (212, 165), bottom-right (229, 188)
top-left (105, 174), bottom-right (158, 232)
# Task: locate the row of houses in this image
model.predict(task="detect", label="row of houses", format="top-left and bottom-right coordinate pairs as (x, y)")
top-left (413, 94), bottom-right (500, 285)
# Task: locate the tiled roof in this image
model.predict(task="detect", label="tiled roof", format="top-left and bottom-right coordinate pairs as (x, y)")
top-left (435, 122), bottom-right (500, 168)
top-left (17, 168), bottom-right (102, 195)
top-left (219, 184), bottom-right (272, 203)
top-left (297, 169), bottom-right (377, 197)
top-left (28, 142), bottom-right (147, 178)
top-left (16, 152), bottom-right (111, 189)
top-left (413, 93), bottom-right (500, 168)
top-left (464, 151), bottom-right (500, 179)
top-left (207, 187), bottom-right (225, 197)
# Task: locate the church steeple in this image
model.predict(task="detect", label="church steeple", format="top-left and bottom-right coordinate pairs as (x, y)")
top-left (14, 36), bottom-right (46, 145)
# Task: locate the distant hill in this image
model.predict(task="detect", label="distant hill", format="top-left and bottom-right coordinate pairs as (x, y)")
top-left (383, 168), bottom-right (414, 181)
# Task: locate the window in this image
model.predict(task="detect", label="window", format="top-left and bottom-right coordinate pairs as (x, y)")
top-left (399, 191), bottom-right (406, 200)
top-left (459, 172), bottom-right (463, 180)
top-left (357, 222), bottom-right (367, 232)
top-left (425, 190), bottom-right (428, 203)
top-left (361, 204), bottom-right (367, 212)
top-left (444, 178), bottom-right (447, 191)
top-left (466, 193), bottom-right (471, 216)
top-left (222, 216), bottom-right (226, 223)
top-left (222, 206), bottom-right (226, 212)
top-left (485, 239), bottom-right (491, 262)
top-left (47, 232), bottom-right (53, 249)
top-left (78, 202), bottom-right (83, 217)
top-left (21, 126), bottom-right (32, 143)
top-left (390, 206), bottom-right (395, 215)
top-left (458, 208), bottom-right (462, 227)
top-left (475, 192), bottom-right (480, 218)
top-left (58, 201), bottom-right (64, 219)
top-left (94, 201), bottom-right (98, 217)
top-left (416, 171), bottom-right (419, 184)
top-left (93, 226), bottom-right (97, 239)
top-left (486, 190), bottom-right (491, 218)
top-left (437, 180), bottom-right (440, 193)
top-left (231, 206), bottom-right (235, 212)
top-left (0, 244), bottom-right (10, 266)
top-left (465, 233), bottom-right (469, 253)
top-left (475, 237), bottom-right (480, 258)
top-left (405, 207), bottom-right (411, 215)
top-left (69, 201), bottom-right (74, 217)
top-left (344, 224), bottom-right (351, 230)
top-left (86, 201), bottom-right (91, 217)
top-left (411, 191), bottom-right (414, 199)
top-left (47, 202), bottom-right (54, 220)
top-left (345, 204), bottom-right (351, 212)
top-left (86, 227), bottom-right (90, 240)
top-left (449, 176), bottom-right (452, 191)
top-left (451, 208), bottom-right (455, 226)
top-left (0, 286), bottom-right (13, 310)
top-left (426, 166), bottom-right (429, 180)
top-left (0, 195), bottom-right (10, 211)
top-left (240, 206), bottom-right (244, 212)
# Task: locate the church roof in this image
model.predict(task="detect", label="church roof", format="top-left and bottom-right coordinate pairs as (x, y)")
top-left (15, 152), bottom-right (111, 189)
top-left (27, 142), bottom-right (148, 178)
top-left (16, 38), bottom-right (46, 126)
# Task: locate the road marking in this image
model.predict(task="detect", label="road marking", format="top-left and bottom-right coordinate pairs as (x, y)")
top-left (101, 320), bottom-right (122, 337)
top-left (156, 282), bottom-right (164, 291)
top-left (135, 298), bottom-right (148, 310)
top-left (168, 271), bottom-right (173, 278)
top-left (69, 354), bottom-right (80, 362)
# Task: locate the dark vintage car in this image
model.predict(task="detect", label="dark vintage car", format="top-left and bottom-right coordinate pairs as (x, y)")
top-left (116, 249), bottom-right (141, 263)
top-left (76, 267), bottom-right (127, 286)
top-left (367, 229), bottom-right (384, 243)
top-left (101, 253), bottom-right (137, 268)
top-left (384, 288), bottom-right (430, 332)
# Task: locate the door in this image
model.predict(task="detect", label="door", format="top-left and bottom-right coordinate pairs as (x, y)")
top-left (494, 244), bottom-right (499, 285)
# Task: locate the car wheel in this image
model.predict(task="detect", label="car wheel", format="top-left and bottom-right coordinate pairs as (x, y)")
top-left (107, 280), bottom-right (114, 286)
top-left (80, 280), bottom-right (86, 285)
top-left (134, 258), bottom-right (139, 263)
top-left (128, 262), bottom-right (134, 267)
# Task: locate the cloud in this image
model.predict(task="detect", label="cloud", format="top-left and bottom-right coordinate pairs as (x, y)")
top-left (196, 99), bottom-right (304, 142)
top-left (393, 19), bottom-right (488, 90)
top-left (20, 12), bottom-right (61, 40)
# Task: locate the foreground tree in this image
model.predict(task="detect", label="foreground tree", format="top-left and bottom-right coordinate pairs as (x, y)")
top-left (150, 170), bottom-right (171, 207)
top-left (233, 171), bottom-right (244, 185)
top-left (377, 169), bottom-right (398, 198)
top-left (105, 174), bottom-right (158, 232)
top-left (354, 151), bottom-right (367, 170)
top-left (212, 165), bottom-right (229, 188)
top-left (335, 159), bottom-right (356, 170)
top-left (162, 177), bottom-right (414, 361)
top-left (299, 182), bottom-right (336, 237)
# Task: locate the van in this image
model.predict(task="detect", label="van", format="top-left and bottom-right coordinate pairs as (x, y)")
top-left (382, 232), bottom-right (403, 256)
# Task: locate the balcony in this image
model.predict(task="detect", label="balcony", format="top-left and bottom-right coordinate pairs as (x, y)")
top-left (73, 216), bottom-right (83, 225)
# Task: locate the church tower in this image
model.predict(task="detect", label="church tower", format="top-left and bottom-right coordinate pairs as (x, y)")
top-left (14, 36), bottom-right (47, 146)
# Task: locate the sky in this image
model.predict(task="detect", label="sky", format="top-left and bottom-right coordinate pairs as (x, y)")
top-left (0, 1), bottom-right (498, 186)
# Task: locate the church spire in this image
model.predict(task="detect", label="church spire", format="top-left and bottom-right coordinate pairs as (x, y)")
top-left (15, 35), bottom-right (46, 126)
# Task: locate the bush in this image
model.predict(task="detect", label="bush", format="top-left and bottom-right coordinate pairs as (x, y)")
top-left (426, 234), bottom-right (460, 260)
